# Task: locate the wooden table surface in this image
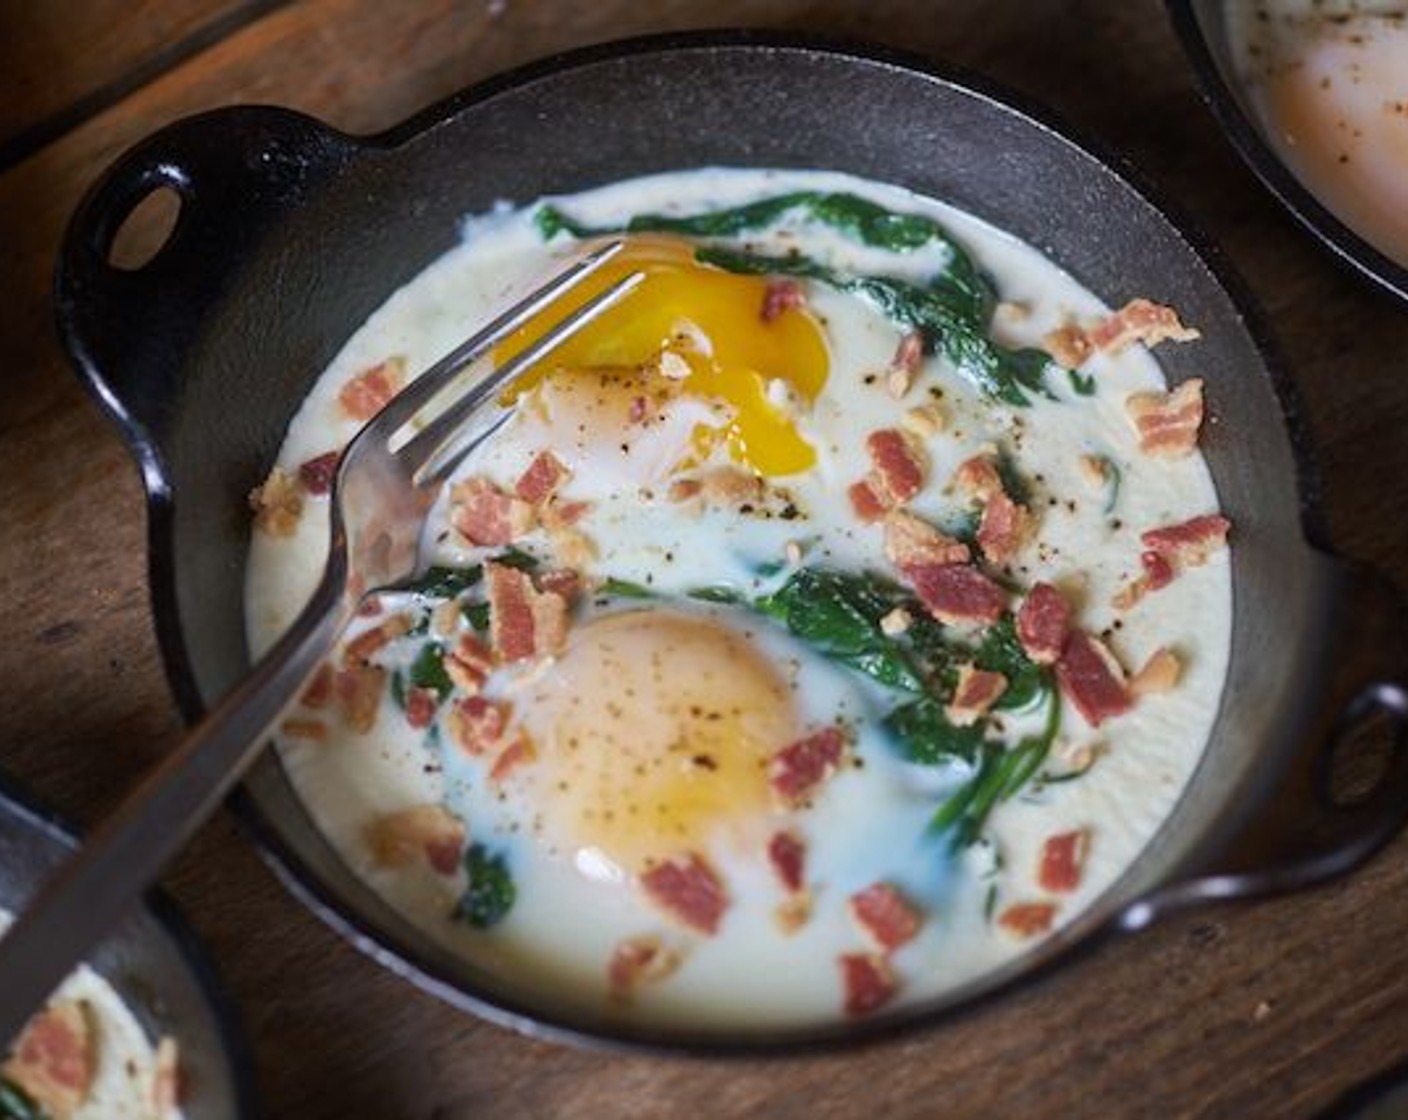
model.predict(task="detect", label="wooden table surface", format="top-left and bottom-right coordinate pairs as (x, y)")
top-left (3, 2), bottom-right (1407, 1117)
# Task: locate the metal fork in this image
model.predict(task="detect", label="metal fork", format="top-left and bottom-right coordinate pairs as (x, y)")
top-left (0, 240), bottom-right (639, 1042)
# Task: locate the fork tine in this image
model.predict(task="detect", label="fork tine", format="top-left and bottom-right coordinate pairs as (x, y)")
top-left (402, 269), bottom-right (645, 482)
top-left (367, 238), bottom-right (627, 436)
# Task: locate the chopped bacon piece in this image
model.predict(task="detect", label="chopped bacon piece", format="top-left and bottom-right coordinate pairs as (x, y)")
top-left (540, 497), bottom-right (593, 530)
top-left (490, 735), bottom-right (537, 784)
top-left (883, 510), bottom-right (970, 569)
top-left (364, 804), bottom-right (464, 875)
top-left (1088, 298), bottom-right (1201, 354)
top-left (447, 695), bottom-right (509, 756)
top-left (998, 901), bottom-right (1057, 938)
top-left (1017, 582), bottom-right (1072, 665)
top-left (298, 450), bottom-right (340, 495)
top-left (449, 477), bottom-right (535, 547)
top-left (335, 664), bottom-right (385, 733)
top-left (279, 718), bottom-right (327, 741)
top-left (1126, 378), bottom-right (1205, 459)
top-left (976, 491), bottom-right (1031, 567)
top-left (249, 467), bottom-right (303, 536)
top-left (514, 450), bottom-right (571, 504)
top-left (1044, 323), bottom-right (1093, 368)
top-left (535, 567), bottom-right (581, 603)
top-left (760, 279), bottom-right (806, 322)
top-left (945, 665), bottom-right (1008, 726)
top-left (1142, 513), bottom-right (1231, 570)
top-left (1056, 631), bottom-right (1131, 727)
top-left (1131, 647), bottom-right (1182, 695)
top-left (405, 686), bottom-right (438, 730)
top-left (608, 936), bottom-right (682, 1002)
top-left (699, 465), bottom-right (765, 506)
top-left (667, 477), bottom-right (703, 503)
top-left (1112, 548), bottom-right (1178, 611)
top-left (866, 429), bottom-right (927, 505)
top-left (768, 726), bottom-right (848, 807)
top-left (2, 1000), bottom-right (94, 1116)
top-left (301, 662), bottom-right (334, 709)
top-left (849, 882), bottom-right (922, 952)
top-left (344, 613), bottom-right (411, 665)
top-left (906, 563), bottom-right (1006, 625)
top-left (443, 634), bottom-right (494, 695)
top-left (486, 562), bottom-right (569, 663)
top-left (1039, 829), bottom-right (1091, 893)
top-left (952, 455), bottom-right (1004, 503)
top-left (768, 831), bottom-right (807, 894)
top-left (892, 330), bottom-right (924, 375)
top-left (337, 356), bottom-right (405, 420)
top-left (839, 953), bottom-right (898, 1017)
top-left (848, 478), bottom-right (891, 523)
top-left (151, 1036), bottom-right (180, 1117)
top-left (640, 853), bottom-right (728, 935)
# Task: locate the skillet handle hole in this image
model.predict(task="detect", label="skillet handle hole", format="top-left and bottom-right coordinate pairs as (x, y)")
top-left (106, 185), bottom-right (183, 272)
top-left (1320, 689), bottom-right (1408, 809)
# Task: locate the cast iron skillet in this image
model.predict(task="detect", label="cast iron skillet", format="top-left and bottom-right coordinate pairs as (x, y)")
top-left (53, 31), bottom-right (1408, 1051)
top-left (1167, 0), bottom-right (1408, 305)
top-left (0, 777), bottom-right (254, 1115)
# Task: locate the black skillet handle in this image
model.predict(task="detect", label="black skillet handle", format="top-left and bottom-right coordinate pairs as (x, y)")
top-left (1121, 552), bottom-right (1408, 930)
top-left (55, 106), bottom-right (360, 465)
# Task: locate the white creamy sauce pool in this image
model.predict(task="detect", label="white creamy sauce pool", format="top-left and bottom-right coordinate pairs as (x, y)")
top-left (245, 169), bottom-right (1231, 1028)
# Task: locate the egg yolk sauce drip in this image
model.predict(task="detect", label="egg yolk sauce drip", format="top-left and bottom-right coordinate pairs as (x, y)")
top-left (496, 237), bottom-right (828, 477)
top-left (514, 611), bottom-right (796, 880)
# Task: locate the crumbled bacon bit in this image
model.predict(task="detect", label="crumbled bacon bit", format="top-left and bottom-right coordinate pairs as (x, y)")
top-left (976, 491), bottom-right (1031, 567)
top-left (514, 450), bottom-right (571, 504)
top-left (839, 953), bottom-right (898, 1017)
top-left (249, 467), bottom-right (303, 536)
top-left (405, 687), bottom-right (438, 730)
top-left (883, 510), bottom-right (970, 570)
top-left (699, 465), bottom-right (765, 506)
top-left (1142, 513), bottom-right (1231, 571)
top-left (2, 1000), bottom-right (94, 1116)
top-left (769, 726), bottom-right (848, 807)
top-left (1044, 323), bottom-right (1093, 368)
top-left (866, 429), bottom-right (927, 505)
top-left (768, 831), bottom-right (807, 894)
top-left (667, 478), bottom-right (703, 503)
top-left (337, 356), bottom-right (406, 420)
top-left (364, 804), bottom-right (465, 875)
top-left (880, 607), bottom-right (913, 637)
top-left (444, 634), bottom-right (494, 695)
top-left (849, 882), bottom-right (922, 952)
top-left (906, 563), bottom-right (1006, 625)
top-left (952, 455), bottom-right (1004, 503)
top-left (998, 901), bottom-right (1057, 938)
top-left (608, 936), bottom-right (682, 1001)
top-left (1088, 298), bottom-right (1200, 354)
top-left (535, 567), bottom-right (582, 603)
top-left (490, 735), bottom-right (537, 784)
top-left (892, 330), bottom-right (924, 376)
top-left (901, 403), bottom-right (946, 438)
top-left (447, 695), bottom-right (509, 756)
top-left (539, 497), bottom-right (593, 530)
top-left (1131, 647), bottom-right (1182, 695)
top-left (450, 477), bottom-right (536, 547)
top-left (1056, 632), bottom-right (1131, 728)
top-left (1113, 547), bottom-right (1179, 611)
top-left (1016, 583), bottom-right (1072, 665)
top-left (298, 450), bottom-right (340, 495)
top-left (848, 479), bottom-right (891, 523)
top-left (1039, 830), bottom-right (1090, 893)
top-left (344, 613), bottom-right (411, 665)
top-left (640, 853), bottom-right (729, 935)
top-left (335, 664), bottom-right (385, 733)
top-left (1126, 379), bottom-right (1205, 458)
top-left (761, 279), bottom-right (806, 323)
top-left (279, 718), bottom-right (327, 741)
top-left (151, 1036), bottom-right (180, 1117)
top-left (301, 662), bottom-right (334, 709)
top-left (945, 665), bottom-right (1008, 726)
top-left (486, 562), bottom-right (569, 663)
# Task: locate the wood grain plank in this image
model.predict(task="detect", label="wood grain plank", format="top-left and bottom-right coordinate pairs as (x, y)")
top-left (1, 2), bottom-right (1406, 1118)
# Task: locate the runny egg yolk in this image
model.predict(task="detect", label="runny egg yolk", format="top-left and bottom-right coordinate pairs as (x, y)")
top-left (514, 610), bottom-right (798, 880)
top-left (497, 237), bottom-right (829, 476)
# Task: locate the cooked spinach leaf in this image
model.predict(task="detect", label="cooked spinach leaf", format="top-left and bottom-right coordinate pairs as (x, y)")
top-left (389, 668), bottom-right (406, 710)
top-left (1068, 368), bottom-right (1096, 396)
top-left (454, 843), bottom-right (516, 929)
top-left (408, 641), bottom-right (453, 701)
top-left (973, 615), bottom-right (1044, 711)
top-left (883, 697), bottom-right (986, 765)
top-left (0, 1080), bottom-right (42, 1120)
top-left (598, 578), bottom-right (656, 599)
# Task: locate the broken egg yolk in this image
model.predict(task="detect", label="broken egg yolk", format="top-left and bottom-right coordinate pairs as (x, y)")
top-left (498, 237), bottom-right (829, 477)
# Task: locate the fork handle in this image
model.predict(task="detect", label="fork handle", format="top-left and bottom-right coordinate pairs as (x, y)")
top-left (0, 561), bottom-right (352, 1044)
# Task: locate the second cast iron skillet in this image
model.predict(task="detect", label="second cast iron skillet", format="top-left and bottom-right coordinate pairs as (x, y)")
top-left (54, 32), bottom-right (1408, 1050)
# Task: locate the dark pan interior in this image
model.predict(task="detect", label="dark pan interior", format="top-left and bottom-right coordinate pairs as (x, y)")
top-left (144, 37), bottom-right (1330, 1046)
